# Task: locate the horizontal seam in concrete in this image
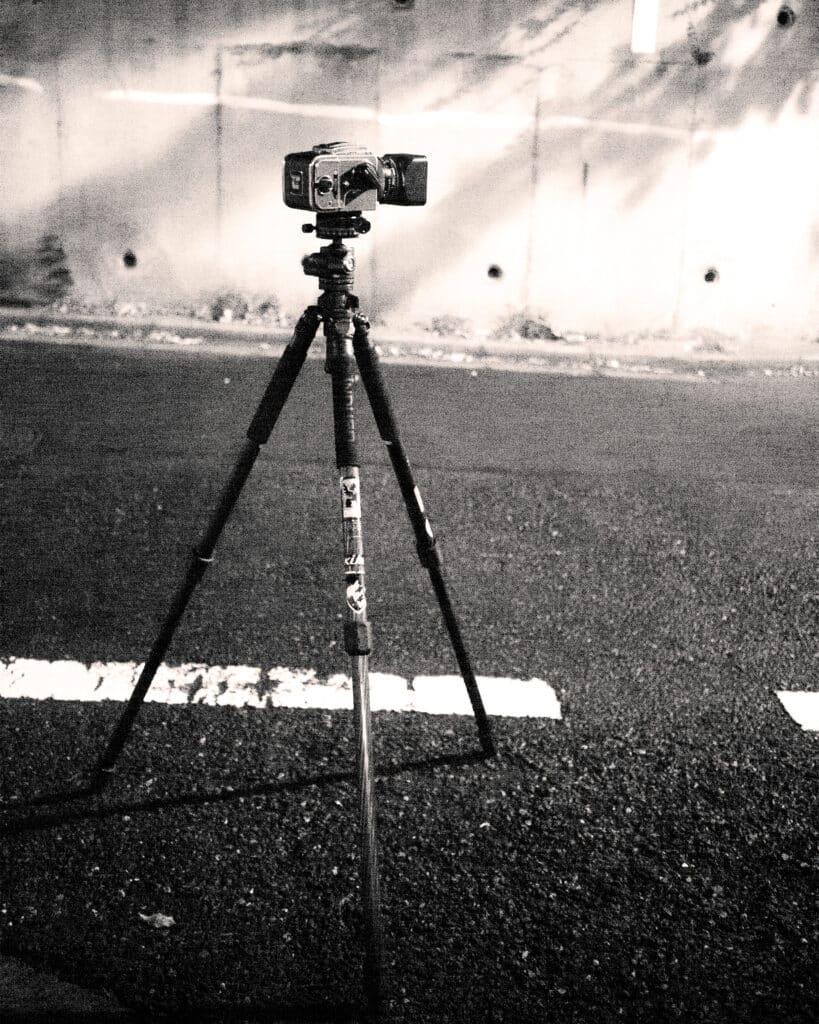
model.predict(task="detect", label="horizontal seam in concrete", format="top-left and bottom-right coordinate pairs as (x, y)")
top-left (99, 89), bottom-right (722, 138)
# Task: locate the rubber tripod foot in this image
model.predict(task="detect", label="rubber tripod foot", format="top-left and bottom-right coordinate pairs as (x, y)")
top-left (88, 765), bottom-right (115, 792)
top-left (480, 734), bottom-right (497, 760)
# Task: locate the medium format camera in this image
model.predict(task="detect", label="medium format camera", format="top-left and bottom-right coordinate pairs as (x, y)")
top-left (283, 142), bottom-right (427, 213)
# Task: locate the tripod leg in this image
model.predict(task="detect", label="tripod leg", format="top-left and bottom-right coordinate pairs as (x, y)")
top-left (328, 341), bottom-right (384, 1017)
top-left (351, 315), bottom-right (496, 759)
top-left (92, 308), bottom-right (321, 785)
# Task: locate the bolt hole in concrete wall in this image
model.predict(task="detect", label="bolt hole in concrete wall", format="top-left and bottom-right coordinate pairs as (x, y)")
top-left (392, 0), bottom-right (415, 8)
top-left (122, 250), bottom-right (137, 269)
top-left (704, 268), bottom-right (719, 283)
top-left (487, 264), bottom-right (503, 279)
top-left (777, 6), bottom-right (796, 27)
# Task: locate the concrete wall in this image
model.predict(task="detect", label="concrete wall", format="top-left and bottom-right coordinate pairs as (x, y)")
top-left (1, 0), bottom-right (817, 343)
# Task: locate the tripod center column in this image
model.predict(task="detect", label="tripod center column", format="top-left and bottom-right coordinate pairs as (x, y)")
top-left (339, 467), bottom-right (371, 653)
top-left (331, 343), bottom-right (371, 656)
top-left (323, 264), bottom-right (383, 1008)
top-left (315, 237), bottom-right (372, 657)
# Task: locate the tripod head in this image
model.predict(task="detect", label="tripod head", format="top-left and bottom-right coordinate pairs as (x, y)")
top-left (302, 211), bottom-right (371, 240)
top-left (300, 217), bottom-right (363, 371)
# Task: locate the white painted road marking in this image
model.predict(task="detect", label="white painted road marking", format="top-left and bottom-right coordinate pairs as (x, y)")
top-left (2, 661), bottom-right (813, 730)
top-left (0, 659), bottom-right (562, 720)
top-left (412, 675), bottom-right (562, 719)
top-left (776, 691), bottom-right (819, 731)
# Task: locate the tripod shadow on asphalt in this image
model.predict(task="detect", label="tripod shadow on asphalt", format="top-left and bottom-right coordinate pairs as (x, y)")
top-left (1, 747), bottom-right (492, 835)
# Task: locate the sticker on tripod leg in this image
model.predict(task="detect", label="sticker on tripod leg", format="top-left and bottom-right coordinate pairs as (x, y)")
top-left (414, 486), bottom-right (435, 539)
top-left (346, 578), bottom-right (367, 614)
top-left (340, 476), bottom-right (360, 518)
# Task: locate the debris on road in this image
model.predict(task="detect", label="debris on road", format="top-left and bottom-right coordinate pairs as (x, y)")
top-left (138, 912), bottom-right (175, 929)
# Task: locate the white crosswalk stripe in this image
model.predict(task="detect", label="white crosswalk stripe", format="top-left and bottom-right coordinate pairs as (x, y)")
top-left (0, 658), bottom-right (562, 719)
top-left (776, 691), bottom-right (819, 731)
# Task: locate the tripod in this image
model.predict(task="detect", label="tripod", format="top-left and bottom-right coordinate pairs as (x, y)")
top-left (91, 208), bottom-right (496, 1018)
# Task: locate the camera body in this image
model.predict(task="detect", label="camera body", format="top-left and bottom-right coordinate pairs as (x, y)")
top-left (283, 142), bottom-right (427, 213)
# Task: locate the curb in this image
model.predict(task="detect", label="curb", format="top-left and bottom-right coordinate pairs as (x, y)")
top-left (1, 307), bottom-right (818, 380)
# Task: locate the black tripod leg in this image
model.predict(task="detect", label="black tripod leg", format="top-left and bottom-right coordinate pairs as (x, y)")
top-left (92, 307), bottom-right (321, 785)
top-left (351, 315), bottom-right (496, 758)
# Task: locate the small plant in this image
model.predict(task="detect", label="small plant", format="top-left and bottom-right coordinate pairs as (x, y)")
top-left (210, 291), bottom-right (250, 322)
top-left (36, 234), bottom-right (73, 301)
top-left (423, 314), bottom-right (471, 338)
top-left (244, 294), bottom-right (290, 326)
top-left (254, 297), bottom-right (280, 322)
top-left (492, 311), bottom-right (561, 341)
top-left (0, 234), bottom-right (73, 306)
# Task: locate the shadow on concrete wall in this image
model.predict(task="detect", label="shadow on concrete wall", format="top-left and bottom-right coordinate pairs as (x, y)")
top-left (1, 0), bottom-right (817, 320)
top-left (485, 0), bottom-right (819, 205)
top-left (513, 0), bottom-right (817, 123)
top-left (590, 1), bottom-right (818, 199)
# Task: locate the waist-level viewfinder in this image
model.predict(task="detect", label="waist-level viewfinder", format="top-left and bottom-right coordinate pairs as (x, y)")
top-left (283, 142), bottom-right (427, 213)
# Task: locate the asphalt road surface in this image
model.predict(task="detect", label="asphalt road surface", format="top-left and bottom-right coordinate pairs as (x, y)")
top-left (1, 339), bottom-right (816, 1023)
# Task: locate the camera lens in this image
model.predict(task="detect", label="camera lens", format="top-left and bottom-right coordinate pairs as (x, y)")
top-left (317, 175), bottom-right (334, 195)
